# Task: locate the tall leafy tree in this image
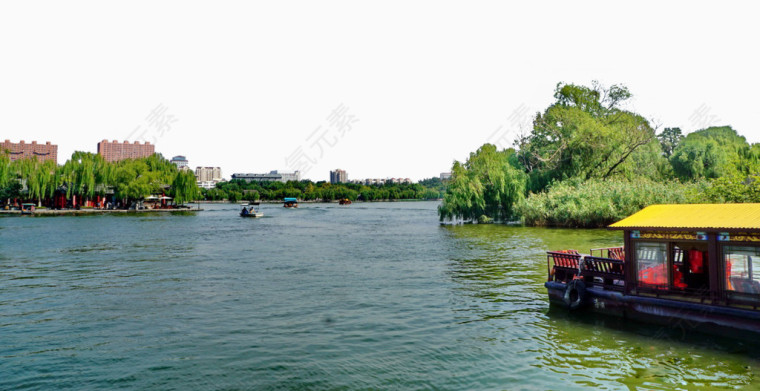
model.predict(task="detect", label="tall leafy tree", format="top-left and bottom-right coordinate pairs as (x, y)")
top-left (61, 152), bottom-right (110, 200)
top-left (171, 169), bottom-right (200, 204)
top-left (0, 152), bottom-right (11, 189)
top-left (669, 126), bottom-right (751, 180)
top-left (657, 127), bottom-right (683, 158)
top-left (438, 144), bottom-right (526, 222)
top-left (516, 81), bottom-right (657, 192)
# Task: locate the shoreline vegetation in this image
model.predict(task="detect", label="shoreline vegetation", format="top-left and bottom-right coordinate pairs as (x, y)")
top-left (438, 81), bottom-right (760, 227)
top-left (0, 150), bottom-right (447, 211)
top-left (5, 81), bottom-right (755, 226)
top-left (0, 152), bottom-right (201, 210)
top-left (206, 177), bottom-right (446, 203)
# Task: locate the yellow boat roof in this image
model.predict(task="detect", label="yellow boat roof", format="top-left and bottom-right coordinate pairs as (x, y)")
top-left (609, 204), bottom-right (760, 231)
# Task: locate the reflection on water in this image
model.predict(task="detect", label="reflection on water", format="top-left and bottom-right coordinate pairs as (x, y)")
top-left (1, 202), bottom-right (758, 390)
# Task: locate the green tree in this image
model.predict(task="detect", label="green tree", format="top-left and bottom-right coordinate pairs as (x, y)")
top-left (657, 127), bottom-right (683, 158)
top-left (0, 152), bottom-right (12, 189)
top-left (669, 126), bottom-right (748, 180)
top-left (516, 81), bottom-right (657, 192)
top-left (11, 157), bottom-right (59, 206)
top-left (61, 152), bottom-right (111, 200)
top-left (171, 169), bottom-right (200, 204)
top-left (438, 144), bottom-right (526, 222)
top-left (111, 155), bottom-right (176, 204)
top-left (0, 181), bottom-right (22, 203)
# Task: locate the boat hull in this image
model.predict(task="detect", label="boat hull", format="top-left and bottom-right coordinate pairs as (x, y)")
top-left (546, 281), bottom-right (760, 337)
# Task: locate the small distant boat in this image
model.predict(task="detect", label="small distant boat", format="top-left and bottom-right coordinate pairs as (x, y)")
top-left (240, 202), bottom-right (263, 218)
top-left (283, 198), bottom-right (298, 208)
top-left (21, 203), bottom-right (35, 215)
top-left (338, 198), bottom-right (352, 205)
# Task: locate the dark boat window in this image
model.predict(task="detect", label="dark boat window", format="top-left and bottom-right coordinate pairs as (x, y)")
top-left (671, 245), bottom-right (687, 290)
top-left (671, 244), bottom-right (710, 292)
top-left (724, 246), bottom-right (760, 295)
top-left (636, 242), bottom-right (668, 289)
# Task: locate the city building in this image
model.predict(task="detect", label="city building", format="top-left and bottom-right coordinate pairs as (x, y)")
top-left (1, 140), bottom-right (58, 163)
top-left (195, 166), bottom-right (222, 182)
top-left (348, 177), bottom-right (413, 186)
top-left (97, 140), bottom-right (155, 162)
top-left (170, 155), bottom-right (189, 170)
top-left (195, 166), bottom-right (223, 189)
top-left (440, 172), bottom-right (452, 180)
top-left (330, 169), bottom-right (348, 184)
top-left (278, 171), bottom-right (301, 182)
top-left (197, 180), bottom-right (222, 190)
top-left (231, 170), bottom-right (301, 183)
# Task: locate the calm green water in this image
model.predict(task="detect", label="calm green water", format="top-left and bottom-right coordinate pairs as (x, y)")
top-left (2, 201), bottom-right (759, 390)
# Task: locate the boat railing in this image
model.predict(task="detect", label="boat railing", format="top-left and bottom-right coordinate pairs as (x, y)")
top-left (590, 246), bottom-right (625, 260)
top-left (547, 251), bottom-right (625, 291)
top-left (583, 256), bottom-right (625, 291)
top-left (547, 251), bottom-right (582, 282)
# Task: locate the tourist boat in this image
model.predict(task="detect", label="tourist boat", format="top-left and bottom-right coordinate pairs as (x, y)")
top-left (20, 203), bottom-right (35, 215)
top-left (283, 197), bottom-right (298, 208)
top-left (240, 202), bottom-right (263, 218)
top-left (338, 198), bottom-right (352, 205)
top-left (545, 204), bottom-right (760, 338)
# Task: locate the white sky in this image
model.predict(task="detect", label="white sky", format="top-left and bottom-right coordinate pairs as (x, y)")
top-left (1, 1), bottom-right (758, 181)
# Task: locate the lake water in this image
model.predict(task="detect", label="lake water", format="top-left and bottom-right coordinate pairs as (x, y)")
top-left (2, 201), bottom-right (759, 390)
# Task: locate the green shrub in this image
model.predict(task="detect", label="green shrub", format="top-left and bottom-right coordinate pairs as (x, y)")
top-left (689, 174), bottom-right (760, 203)
top-left (518, 178), bottom-right (698, 228)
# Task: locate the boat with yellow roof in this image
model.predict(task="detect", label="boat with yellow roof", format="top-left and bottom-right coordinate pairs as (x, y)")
top-left (545, 203), bottom-right (760, 337)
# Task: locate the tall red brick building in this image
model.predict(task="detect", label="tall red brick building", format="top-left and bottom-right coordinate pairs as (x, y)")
top-left (97, 140), bottom-right (155, 162)
top-left (1, 139), bottom-right (58, 163)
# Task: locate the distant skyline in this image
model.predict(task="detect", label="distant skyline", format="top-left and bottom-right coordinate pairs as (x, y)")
top-left (2, 1), bottom-right (758, 181)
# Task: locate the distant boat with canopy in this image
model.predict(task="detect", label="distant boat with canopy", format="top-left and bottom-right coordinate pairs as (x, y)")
top-left (240, 202), bottom-right (263, 217)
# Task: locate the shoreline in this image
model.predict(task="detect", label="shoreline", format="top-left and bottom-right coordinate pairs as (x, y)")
top-left (0, 208), bottom-right (202, 216)
top-left (1, 199), bottom-right (442, 216)
top-left (196, 199), bottom-right (441, 204)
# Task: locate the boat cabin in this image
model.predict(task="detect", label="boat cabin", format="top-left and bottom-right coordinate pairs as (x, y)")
top-left (611, 204), bottom-right (760, 306)
top-left (21, 203), bottom-right (35, 214)
top-left (283, 197), bottom-right (298, 208)
top-left (545, 204), bottom-right (760, 336)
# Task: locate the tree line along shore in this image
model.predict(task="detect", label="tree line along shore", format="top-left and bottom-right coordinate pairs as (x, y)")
top-left (438, 81), bottom-right (760, 227)
top-left (5, 81), bottom-right (754, 225)
top-left (0, 151), bottom-right (447, 210)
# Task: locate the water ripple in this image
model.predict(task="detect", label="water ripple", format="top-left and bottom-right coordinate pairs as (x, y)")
top-left (1, 203), bottom-right (759, 390)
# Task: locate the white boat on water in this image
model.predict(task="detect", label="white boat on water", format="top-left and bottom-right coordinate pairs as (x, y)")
top-left (240, 202), bottom-right (263, 218)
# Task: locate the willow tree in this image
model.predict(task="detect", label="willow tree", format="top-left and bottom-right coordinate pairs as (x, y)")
top-left (0, 153), bottom-right (11, 189)
top-left (11, 157), bottom-right (59, 206)
top-left (171, 169), bottom-right (200, 204)
top-left (0, 153), bottom-right (19, 203)
top-left (438, 144), bottom-right (526, 222)
top-left (111, 154), bottom-right (178, 204)
top-left (113, 159), bottom-right (159, 202)
top-left (61, 151), bottom-right (112, 200)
